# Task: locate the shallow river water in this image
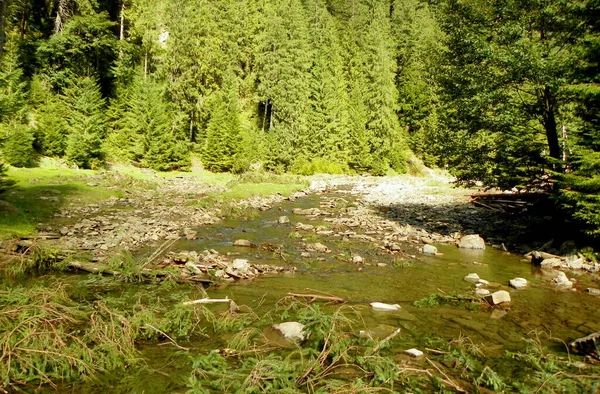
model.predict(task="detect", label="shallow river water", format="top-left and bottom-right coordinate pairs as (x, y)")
top-left (15, 190), bottom-right (600, 392)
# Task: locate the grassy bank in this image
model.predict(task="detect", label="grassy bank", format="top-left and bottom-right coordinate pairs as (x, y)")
top-left (0, 165), bottom-right (308, 240)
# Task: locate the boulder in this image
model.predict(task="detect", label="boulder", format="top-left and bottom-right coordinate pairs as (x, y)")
top-left (457, 234), bottom-right (486, 250)
top-left (484, 290), bottom-right (511, 305)
top-left (509, 278), bottom-right (528, 289)
top-left (278, 216), bottom-right (290, 224)
top-left (541, 258), bottom-right (563, 269)
top-left (566, 257), bottom-right (584, 270)
top-left (370, 302), bottom-right (401, 311)
top-left (423, 244), bottom-right (437, 255)
top-left (233, 239), bottom-right (253, 247)
top-left (552, 271), bottom-right (573, 289)
top-left (570, 332), bottom-right (600, 360)
top-left (272, 322), bottom-right (307, 343)
top-left (463, 273), bottom-right (480, 283)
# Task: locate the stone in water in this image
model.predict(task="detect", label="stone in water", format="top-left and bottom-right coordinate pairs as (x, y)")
top-left (404, 348), bottom-right (424, 358)
top-left (463, 273), bottom-right (480, 283)
top-left (484, 290), bottom-right (511, 305)
top-left (423, 244), bottom-right (437, 254)
top-left (509, 277), bottom-right (528, 289)
top-left (370, 302), bottom-right (401, 311)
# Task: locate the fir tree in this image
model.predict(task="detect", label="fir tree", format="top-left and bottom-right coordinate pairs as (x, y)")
top-left (0, 161), bottom-right (14, 194)
top-left (62, 76), bottom-right (107, 169)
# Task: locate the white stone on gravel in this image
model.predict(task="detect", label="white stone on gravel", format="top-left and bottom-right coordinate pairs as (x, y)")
top-left (278, 216), bottom-right (290, 224)
top-left (509, 277), bottom-right (528, 289)
top-left (552, 271), bottom-right (573, 289)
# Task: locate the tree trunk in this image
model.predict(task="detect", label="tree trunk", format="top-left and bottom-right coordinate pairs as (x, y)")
top-left (54, 0), bottom-right (70, 33)
top-left (0, 0), bottom-right (8, 63)
top-left (119, 1), bottom-right (125, 40)
top-left (541, 85), bottom-right (561, 160)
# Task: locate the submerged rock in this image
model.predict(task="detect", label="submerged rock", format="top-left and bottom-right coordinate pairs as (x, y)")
top-left (586, 288), bottom-right (600, 296)
top-left (272, 322), bottom-right (306, 343)
top-left (370, 302), bottom-right (401, 311)
top-left (484, 290), bottom-right (511, 305)
top-left (475, 288), bottom-right (490, 297)
top-left (509, 278), bottom-right (528, 289)
top-left (233, 239), bottom-right (253, 247)
top-left (457, 234), bottom-right (486, 250)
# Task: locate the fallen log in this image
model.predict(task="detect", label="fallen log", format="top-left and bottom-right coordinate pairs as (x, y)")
top-left (67, 261), bottom-right (213, 285)
top-left (284, 293), bottom-right (345, 303)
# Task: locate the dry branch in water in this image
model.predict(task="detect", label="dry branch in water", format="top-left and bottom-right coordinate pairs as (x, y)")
top-left (283, 293), bottom-right (345, 303)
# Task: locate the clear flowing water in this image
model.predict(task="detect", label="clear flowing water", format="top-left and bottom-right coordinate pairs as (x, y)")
top-left (10, 191), bottom-right (600, 393)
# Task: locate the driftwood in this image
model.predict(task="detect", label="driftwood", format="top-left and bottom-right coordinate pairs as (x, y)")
top-left (284, 293), bottom-right (345, 303)
top-left (372, 328), bottom-right (402, 353)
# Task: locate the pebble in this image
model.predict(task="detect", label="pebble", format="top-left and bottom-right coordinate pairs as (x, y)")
top-left (463, 273), bottom-right (480, 283)
top-left (509, 277), bottom-right (528, 289)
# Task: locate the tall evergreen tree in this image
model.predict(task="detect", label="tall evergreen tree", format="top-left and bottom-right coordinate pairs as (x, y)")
top-left (256, 0), bottom-right (312, 171)
top-left (62, 76), bottom-right (107, 168)
top-left (305, 0), bottom-right (351, 165)
top-left (202, 77), bottom-right (242, 172)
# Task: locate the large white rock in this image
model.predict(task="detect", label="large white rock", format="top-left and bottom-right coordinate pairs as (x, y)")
top-left (272, 322), bottom-right (306, 342)
top-left (423, 244), bottom-right (438, 255)
top-left (463, 273), bottom-right (480, 283)
top-left (541, 258), bottom-right (563, 269)
top-left (484, 290), bottom-right (511, 305)
top-left (370, 302), bottom-right (401, 311)
top-left (552, 271), bottom-right (573, 289)
top-left (509, 277), bottom-right (528, 289)
top-left (457, 234), bottom-right (486, 250)
top-left (231, 259), bottom-right (251, 274)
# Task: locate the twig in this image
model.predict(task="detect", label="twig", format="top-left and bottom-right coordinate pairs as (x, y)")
top-left (426, 357), bottom-right (467, 393)
top-left (144, 324), bottom-right (189, 351)
top-left (183, 297), bottom-right (232, 305)
top-left (372, 328), bottom-right (402, 353)
top-left (424, 348), bottom-right (449, 355)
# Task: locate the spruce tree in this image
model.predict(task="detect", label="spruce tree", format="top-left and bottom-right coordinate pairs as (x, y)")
top-left (2, 122), bottom-right (36, 167)
top-left (256, 0), bottom-right (312, 170)
top-left (0, 161), bottom-right (14, 194)
top-left (29, 77), bottom-right (68, 157)
top-left (305, 0), bottom-right (351, 166)
top-left (62, 76), bottom-right (107, 169)
top-left (202, 76), bottom-right (242, 172)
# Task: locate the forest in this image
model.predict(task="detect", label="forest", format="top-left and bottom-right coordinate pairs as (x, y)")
top-left (0, 0), bottom-right (599, 235)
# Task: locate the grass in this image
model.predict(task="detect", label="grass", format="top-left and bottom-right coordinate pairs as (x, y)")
top-left (0, 167), bottom-right (121, 239)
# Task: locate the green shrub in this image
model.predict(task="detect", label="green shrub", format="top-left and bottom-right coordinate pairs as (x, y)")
top-left (2, 123), bottom-right (36, 167)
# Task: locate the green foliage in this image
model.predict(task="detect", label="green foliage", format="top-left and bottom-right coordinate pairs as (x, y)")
top-left (1, 122), bottom-right (36, 167)
top-left (0, 161), bottom-right (14, 194)
top-left (62, 76), bottom-right (107, 169)
top-left (290, 157), bottom-right (347, 175)
top-left (413, 292), bottom-right (480, 308)
top-left (0, 282), bottom-right (140, 391)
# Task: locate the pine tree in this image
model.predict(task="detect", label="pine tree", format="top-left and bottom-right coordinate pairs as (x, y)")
top-left (62, 76), bottom-right (107, 169)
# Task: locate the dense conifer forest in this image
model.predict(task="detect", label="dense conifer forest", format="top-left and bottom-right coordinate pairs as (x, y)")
top-left (0, 0), bottom-right (599, 234)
